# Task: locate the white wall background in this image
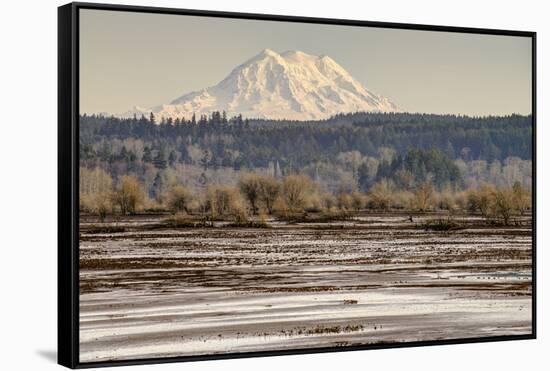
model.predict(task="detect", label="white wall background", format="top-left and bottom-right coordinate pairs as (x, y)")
top-left (0, 0), bottom-right (545, 369)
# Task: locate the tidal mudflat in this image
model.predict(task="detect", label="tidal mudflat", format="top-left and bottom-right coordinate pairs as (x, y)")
top-left (79, 213), bottom-right (532, 362)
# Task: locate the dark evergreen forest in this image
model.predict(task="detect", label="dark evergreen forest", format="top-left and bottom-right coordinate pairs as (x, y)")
top-left (81, 112), bottom-right (531, 164)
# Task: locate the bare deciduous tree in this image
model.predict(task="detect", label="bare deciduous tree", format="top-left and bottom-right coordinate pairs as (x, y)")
top-left (206, 186), bottom-right (248, 222)
top-left (490, 188), bottom-right (515, 225)
top-left (281, 175), bottom-right (312, 212)
top-left (113, 175), bottom-right (145, 215)
top-left (258, 176), bottom-right (281, 214)
top-left (93, 192), bottom-right (112, 222)
top-left (466, 183), bottom-right (495, 217)
top-left (512, 181), bottom-right (531, 215)
top-left (238, 173), bottom-right (262, 214)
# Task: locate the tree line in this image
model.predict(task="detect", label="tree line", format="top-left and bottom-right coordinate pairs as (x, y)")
top-left (80, 112), bottom-right (532, 173)
top-left (80, 167), bottom-right (531, 226)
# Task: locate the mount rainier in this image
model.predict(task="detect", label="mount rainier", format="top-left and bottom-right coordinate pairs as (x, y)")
top-left (121, 49), bottom-right (400, 121)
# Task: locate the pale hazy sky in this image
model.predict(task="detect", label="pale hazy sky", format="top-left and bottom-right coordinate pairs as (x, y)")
top-left (80, 9), bottom-right (532, 116)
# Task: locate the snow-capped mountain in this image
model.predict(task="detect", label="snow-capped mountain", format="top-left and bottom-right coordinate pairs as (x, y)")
top-left (121, 49), bottom-right (400, 121)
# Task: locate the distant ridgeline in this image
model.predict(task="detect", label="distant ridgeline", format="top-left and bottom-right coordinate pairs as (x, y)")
top-left (79, 112), bottom-right (532, 192)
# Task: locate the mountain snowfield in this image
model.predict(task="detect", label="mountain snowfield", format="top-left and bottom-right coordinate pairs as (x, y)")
top-left (121, 49), bottom-right (400, 121)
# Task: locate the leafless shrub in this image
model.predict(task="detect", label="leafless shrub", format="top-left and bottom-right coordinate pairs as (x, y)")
top-left (92, 192), bottom-right (112, 222)
top-left (321, 192), bottom-right (338, 211)
top-left (113, 175), bottom-right (145, 215)
top-left (466, 184), bottom-right (495, 217)
top-left (350, 191), bottom-right (367, 211)
top-left (165, 185), bottom-right (191, 213)
top-left (304, 191), bottom-right (324, 212)
top-left (436, 188), bottom-right (457, 211)
top-left (206, 186), bottom-right (249, 222)
top-left (238, 173), bottom-right (262, 214)
top-left (411, 182), bottom-right (435, 211)
top-left (392, 190), bottom-right (414, 210)
top-left (337, 192), bottom-right (354, 211)
top-left (280, 174), bottom-right (313, 212)
top-left (257, 175), bottom-right (281, 214)
top-left (512, 181), bottom-right (531, 215)
top-left (367, 179), bottom-right (395, 210)
top-left (489, 188), bottom-right (515, 225)
top-left (466, 183), bottom-right (528, 225)
top-left (453, 191), bottom-right (468, 210)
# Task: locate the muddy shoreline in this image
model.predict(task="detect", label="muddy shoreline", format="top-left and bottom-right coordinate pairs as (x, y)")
top-left (79, 212), bottom-right (532, 362)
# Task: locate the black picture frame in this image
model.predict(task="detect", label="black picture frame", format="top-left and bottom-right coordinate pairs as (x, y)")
top-left (58, 2), bottom-right (537, 368)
